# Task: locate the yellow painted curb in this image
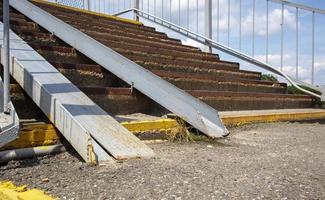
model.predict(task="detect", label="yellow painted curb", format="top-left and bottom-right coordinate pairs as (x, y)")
top-left (121, 119), bottom-right (181, 133)
top-left (221, 111), bottom-right (325, 126)
top-left (0, 182), bottom-right (55, 200)
top-left (32, 0), bottom-right (143, 26)
top-left (1, 124), bottom-right (60, 151)
top-left (3, 110), bottom-right (324, 150)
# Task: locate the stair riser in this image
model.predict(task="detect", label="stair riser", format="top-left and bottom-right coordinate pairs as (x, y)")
top-left (142, 63), bottom-right (261, 80)
top-left (167, 79), bottom-right (286, 93)
top-left (87, 94), bottom-right (153, 115)
top-left (58, 64), bottom-right (278, 94)
top-left (202, 98), bottom-right (315, 111)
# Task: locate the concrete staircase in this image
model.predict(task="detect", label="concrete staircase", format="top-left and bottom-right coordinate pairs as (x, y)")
top-left (1, 1), bottom-right (317, 120)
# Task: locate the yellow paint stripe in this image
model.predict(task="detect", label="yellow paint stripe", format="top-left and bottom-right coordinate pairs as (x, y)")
top-left (4, 110), bottom-right (324, 150)
top-left (221, 111), bottom-right (325, 126)
top-left (1, 124), bottom-right (60, 151)
top-left (121, 119), bottom-right (180, 133)
top-left (0, 182), bottom-right (55, 200)
top-left (32, 0), bottom-right (143, 25)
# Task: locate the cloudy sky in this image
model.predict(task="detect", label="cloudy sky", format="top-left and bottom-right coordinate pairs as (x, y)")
top-left (83, 0), bottom-right (325, 86)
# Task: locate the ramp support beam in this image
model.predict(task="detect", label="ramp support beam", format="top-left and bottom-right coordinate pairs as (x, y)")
top-left (204, 0), bottom-right (212, 53)
top-left (2, 0), bottom-right (10, 113)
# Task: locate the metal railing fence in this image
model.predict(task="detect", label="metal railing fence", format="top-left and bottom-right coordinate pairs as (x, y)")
top-left (48, 0), bottom-right (325, 87)
top-left (46, 0), bottom-right (324, 92)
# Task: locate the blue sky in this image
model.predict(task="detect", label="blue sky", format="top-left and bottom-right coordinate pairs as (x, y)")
top-left (64, 0), bottom-right (325, 86)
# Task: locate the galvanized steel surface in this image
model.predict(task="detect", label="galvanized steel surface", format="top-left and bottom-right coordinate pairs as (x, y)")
top-left (0, 16), bottom-right (154, 162)
top-left (12, 0), bottom-right (229, 138)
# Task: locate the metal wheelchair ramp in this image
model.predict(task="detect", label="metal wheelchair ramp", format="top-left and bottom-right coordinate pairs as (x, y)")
top-left (10, 0), bottom-right (229, 139)
top-left (0, 21), bottom-right (154, 163)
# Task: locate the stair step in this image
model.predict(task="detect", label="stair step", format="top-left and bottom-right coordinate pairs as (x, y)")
top-left (34, 3), bottom-right (160, 32)
top-left (78, 86), bottom-right (316, 112)
top-left (49, 60), bottom-right (272, 93)
top-left (22, 30), bottom-right (218, 62)
top-left (29, 43), bottom-right (222, 68)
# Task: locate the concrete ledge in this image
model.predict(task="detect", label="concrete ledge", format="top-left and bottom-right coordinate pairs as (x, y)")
top-left (1, 123), bottom-right (60, 151)
top-left (0, 181), bottom-right (54, 200)
top-left (121, 119), bottom-right (180, 133)
top-left (32, 0), bottom-right (143, 26)
top-left (220, 109), bottom-right (325, 126)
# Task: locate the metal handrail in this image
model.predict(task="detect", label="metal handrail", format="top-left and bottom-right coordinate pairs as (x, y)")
top-left (269, 0), bottom-right (325, 14)
top-left (114, 8), bottom-right (323, 100)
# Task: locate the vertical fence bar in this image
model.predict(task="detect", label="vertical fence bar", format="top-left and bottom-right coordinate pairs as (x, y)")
top-left (252, 0), bottom-right (255, 57)
top-left (169, 0), bottom-right (172, 21)
top-left (134, 0), bottom-right (139, 21)
top-left (239, 0), bottom-right (242, 51)
top-left (205, 0), bottom-right (212, 52)
top-left (266, 0), bottom-right (269, 63)
top-left (3, 0), bottom-right (10, 113)
top-left (187, 0), bottom-right (189, 29)
top-left (217, 0), bottom-right (220, 42)
top-left (84, 0), bottom-right (90, 10)
top-left (105, 0), bottom-right (108, 13)
top-left (178, 0), bottom-right (180, 25)
top-left (311, 11), bottom-right (315, 84)
top-left (196, 0), bottom-right (199, 33)
top-left (162, 0), bottom-right (164, 19)
top-left (281, 3), bottom-right (284, 72)
top-left (296, 7), bottom-right (299, 79)
top-left (154, 0), bottom-right (156, 15)
top-left (228, 0), bottom-right (230, 46)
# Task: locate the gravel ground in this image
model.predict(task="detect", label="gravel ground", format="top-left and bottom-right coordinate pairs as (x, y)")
top-left (1, 121), bottom-right (325, 200)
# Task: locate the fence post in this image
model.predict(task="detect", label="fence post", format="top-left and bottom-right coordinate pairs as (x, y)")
top-left (204, 0), bottom-right (212, 53)
top-left (134, 0), bottom-right (140, 21)
top-left (2, 0), bottom-right (10, 114)
top-left (84, 0), bottom-right (90, 10)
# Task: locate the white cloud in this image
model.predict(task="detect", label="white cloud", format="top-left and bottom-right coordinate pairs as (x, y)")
top-left (242, 8), bottom-right (297, 36)
top-left (315, 59), bottom-right (325, 71)
top-left (253, 53), bottom-right (310, 81)
top-left (182, 38), bottom-right (206, 49)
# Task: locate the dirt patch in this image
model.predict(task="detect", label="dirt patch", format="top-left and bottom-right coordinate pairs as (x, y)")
top-left (1, 121), bottom-right (325, 199)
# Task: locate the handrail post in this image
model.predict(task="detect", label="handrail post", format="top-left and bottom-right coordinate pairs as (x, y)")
top-left (134, 0), bottom-right (139, 21)
top-left (2, 0), bottom-right (10, 114)
top-left (204, 0), bottom-right (212, 53)
top-left (84, 0), bottom-right (90, 10)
